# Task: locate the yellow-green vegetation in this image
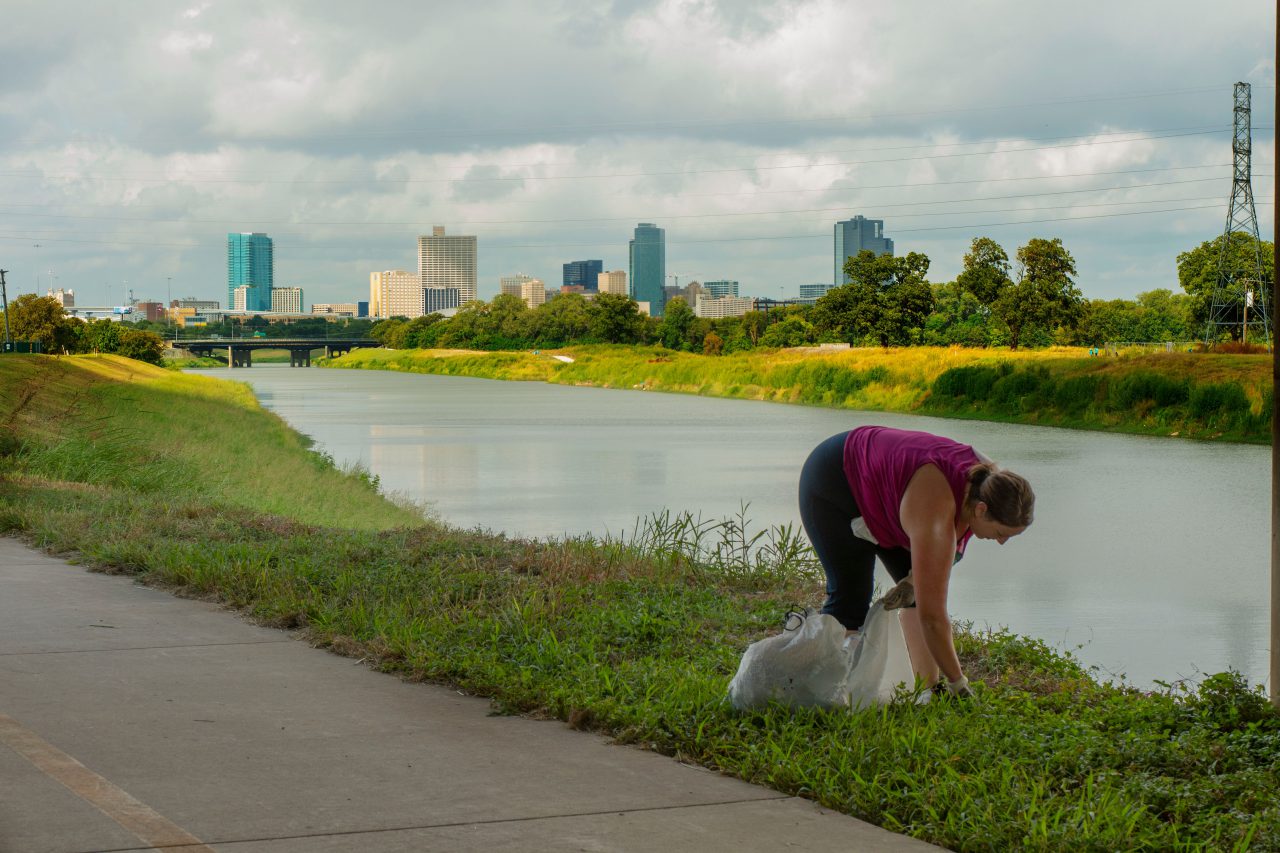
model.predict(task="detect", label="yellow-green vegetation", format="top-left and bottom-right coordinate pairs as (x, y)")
top-left (2, 353), bottom-right (1276, 851)
top-left (324, 344), bottom-right (1273, 443)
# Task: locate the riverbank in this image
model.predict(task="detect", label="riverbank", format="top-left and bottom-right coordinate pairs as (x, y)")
top-left (319, 345), bottom-right (1272, 444)
top-left (2, 353), bottom-right (1275, 850)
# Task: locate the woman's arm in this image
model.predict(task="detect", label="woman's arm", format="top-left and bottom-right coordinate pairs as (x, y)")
top-left (898, 464), bottom-right (964, 685)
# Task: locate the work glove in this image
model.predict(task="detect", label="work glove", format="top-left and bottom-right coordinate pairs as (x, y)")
top-left (882, 575), bottom-right (915, 610)
top-left (933, 675), bottom-right (975, 700)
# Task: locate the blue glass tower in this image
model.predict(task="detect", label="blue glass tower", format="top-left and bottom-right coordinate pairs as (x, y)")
top-left (563, 259), bottom-right (603, 291)
top-left (227, 232), bottom-right (274, 312)
top-left (834, 216), bottom-right (893, 285)
top-left (628, 223), bottom-right (666, 316)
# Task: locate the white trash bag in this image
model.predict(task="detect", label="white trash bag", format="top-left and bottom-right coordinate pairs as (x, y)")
top-left (727, 600), bottom-right (923, 711)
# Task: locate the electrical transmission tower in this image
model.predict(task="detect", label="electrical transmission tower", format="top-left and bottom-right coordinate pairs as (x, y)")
top-left (1204, 82), bottom-right (1271, 348)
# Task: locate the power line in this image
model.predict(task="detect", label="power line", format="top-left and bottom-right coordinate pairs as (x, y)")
top-left (0, 128), bottom-right (1241, 186)
top-left (0, 201), bottom-right (1229, 251)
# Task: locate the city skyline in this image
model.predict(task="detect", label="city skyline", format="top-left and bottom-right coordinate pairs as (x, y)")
top-left (1, 2), bottom-right (1274, 309)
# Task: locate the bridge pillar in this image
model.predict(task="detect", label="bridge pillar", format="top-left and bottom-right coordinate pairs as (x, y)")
top-left (227, 346), bottom-right (252, 368)
top-left (290, 348), bottom-right (311, 367)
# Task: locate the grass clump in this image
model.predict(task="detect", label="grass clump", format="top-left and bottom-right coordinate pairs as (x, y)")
top-left (2, 353), bottom-right (1277, 851)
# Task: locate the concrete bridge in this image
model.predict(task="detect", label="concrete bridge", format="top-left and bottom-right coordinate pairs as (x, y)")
top-left (173, 338), bottom-right (379, 368)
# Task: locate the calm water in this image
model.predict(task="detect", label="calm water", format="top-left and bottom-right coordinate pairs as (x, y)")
top-left (202, 364), bottom-right (1270, 689)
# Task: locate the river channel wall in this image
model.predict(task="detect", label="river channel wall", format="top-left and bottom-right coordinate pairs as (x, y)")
top-left (319, 344), bottom-right (1272, 444)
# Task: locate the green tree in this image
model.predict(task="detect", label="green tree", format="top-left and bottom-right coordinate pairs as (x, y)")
top-left (371, 318), bottom-right (407, 347)
top-left (531, 293), bottom-right (591, 346)
top-left (400, 314), bottom-right (445, 348)
top-left (923, 281), bottom-right (990, 347)
top-left (812, 250), bottom-right (934, 346)
top-left (994, 238), bottom-right (1082, 350)
top-left (702, 331), bottom-right (725, 355)
top-left (115, 329), bottom-right (166, 365)
top-left (739, 311), bottom-right (767, 347)
top-left (956, 237), bottom-right (1013, 310)
top-left (759, 315), bottom-right (816, 348)
top-left (2, 294), bottom-right (80, 353)
top-left (657, 297), bottom-right (695, 350)
top-left (588, 293), bottom-right (647, 344)
top-left (83, 319), bottom-right (123, 353)
top-left (1176, 233), bottom-right (1274, 337)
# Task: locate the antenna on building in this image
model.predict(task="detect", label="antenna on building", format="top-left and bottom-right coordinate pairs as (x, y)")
top-left (1204, 82), bottom-right (1271, 349)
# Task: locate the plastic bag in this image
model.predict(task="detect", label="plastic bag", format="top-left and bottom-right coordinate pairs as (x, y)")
top-left (727, 601), bottom-right (923, 711)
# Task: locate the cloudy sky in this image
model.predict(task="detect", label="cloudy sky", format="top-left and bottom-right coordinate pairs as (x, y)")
top-left (0, 0), bottom-right (1274, 309)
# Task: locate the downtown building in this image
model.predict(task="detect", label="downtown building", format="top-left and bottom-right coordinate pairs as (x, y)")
top-left (271, 287), bottom-right (304, 314)
top-left (629, 222), bottom-right (666, 317)
top-left (597, 270), bottom-right (627, 295)
top-left (227, 232), bottom-right (274, 312)
top-left (702, 280), bottom-right (739, 298)
top-left (694, 295), bottom-right (755, 320)
top-left (370, 270), bottom-right (422, 318)
top-left (419, 226), bottom-right (477, 305)
top-left (834, 216), bottom-right (893, 284)
top-left (563, 259), bottom-right (603, 292)
top-left (799, 282), bottom-right (838, 303)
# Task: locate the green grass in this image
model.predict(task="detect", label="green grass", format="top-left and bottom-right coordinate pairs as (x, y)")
top-left (2, 353), bottom-right (1277, 852)
top-left (323, 345), bottom-right (1273, 444)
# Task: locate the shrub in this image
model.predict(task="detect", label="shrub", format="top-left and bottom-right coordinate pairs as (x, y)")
top-left (1053, 374), bottom-right (1104, 414)
top-left (1108, 371), bottom-right (1189, 409)
top-left (989, 367), bottom-right (1051, 412)
top-left (930, 364), bottom-right (1008, 401)
top-left (1189, 381), bottom-right (1251, 420)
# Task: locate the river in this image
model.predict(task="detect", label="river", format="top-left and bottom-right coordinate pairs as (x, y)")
top-left (202, 364), bottom-right (1270, 690)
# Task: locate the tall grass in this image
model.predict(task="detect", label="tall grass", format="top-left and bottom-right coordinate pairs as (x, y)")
top-left (2, 353), bottom-right (1276, 851)
top-left (325, 345), bottom-right (1272, 444)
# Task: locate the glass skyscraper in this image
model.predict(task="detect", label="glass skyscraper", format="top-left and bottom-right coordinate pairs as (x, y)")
top-left (563, 259), bottom-right (603, 291)
top-left (833, 216), bottom-right (893, 285)
top-left (227, 232), bottom-right (274, 312)
top-left (629, 223), bottom-right (666, 316)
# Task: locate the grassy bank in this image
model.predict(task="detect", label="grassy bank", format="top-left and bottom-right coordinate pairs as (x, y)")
top-left (322, 345), bottom-right (1273, 444)
top-left (2, 354), bottom-right (1276, 851)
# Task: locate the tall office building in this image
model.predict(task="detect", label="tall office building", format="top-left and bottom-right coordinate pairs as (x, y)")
top-left (703, 280), bottom-right (739, 298)
top-left (629, 223), bottom-right (666, 317)
top-left (597, 270), bottom-right (627, 295)
top-left (227, 232), bottom-right (274, 312)
top-left (370, 270), bottom-right (421, 318)
top-left (271, 287), bottom-right (303, 313)
top-left (423, 287), bottom-right (461, 314)
top-left (419, 226), bottom-right (478, 305)
top-left (834, 216), bottom-right (893, 285)
top-left (563, 260), bottom-right (603, 291)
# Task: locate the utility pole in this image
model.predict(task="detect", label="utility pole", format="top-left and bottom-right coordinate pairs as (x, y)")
top-left (1271, 19), bottom-right (1278, 710)
top-left (1, 269), bottom-right (11, 346)
top-left (1204, 82), bottom-right (1271, 348)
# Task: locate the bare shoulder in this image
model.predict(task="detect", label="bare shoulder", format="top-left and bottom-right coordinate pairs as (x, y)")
top-left (900, 464), bottom-right (957, 531)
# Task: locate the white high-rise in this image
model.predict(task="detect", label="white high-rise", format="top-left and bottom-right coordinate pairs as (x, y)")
top-left (271, 287), bottom-right (303, 313)
top-left (597, 270), bottom-right (627, 295)
top-left (519, 278), bottom-right (546, 309)
top-left (419, 226), bottom-right (477, 305)
top-left (370, 270), bottom-right (422, 318)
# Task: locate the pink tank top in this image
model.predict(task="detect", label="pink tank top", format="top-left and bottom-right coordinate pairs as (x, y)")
top-left (842, 426), bottom-right (979, 555)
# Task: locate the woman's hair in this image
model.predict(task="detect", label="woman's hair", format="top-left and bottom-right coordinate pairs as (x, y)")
top-left (966, 462), bottom-right (1035, 527)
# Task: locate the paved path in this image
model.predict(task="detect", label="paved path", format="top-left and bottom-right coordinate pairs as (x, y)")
top-left (0, 538), bottom-right (940, 852)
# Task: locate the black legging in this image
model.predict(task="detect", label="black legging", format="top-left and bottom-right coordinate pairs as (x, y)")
top-left (798, 431), bottom-right (912, 630)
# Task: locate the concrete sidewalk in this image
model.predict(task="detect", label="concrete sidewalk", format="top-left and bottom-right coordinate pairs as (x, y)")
top-left (0, 538), bottom-right (939, 853)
